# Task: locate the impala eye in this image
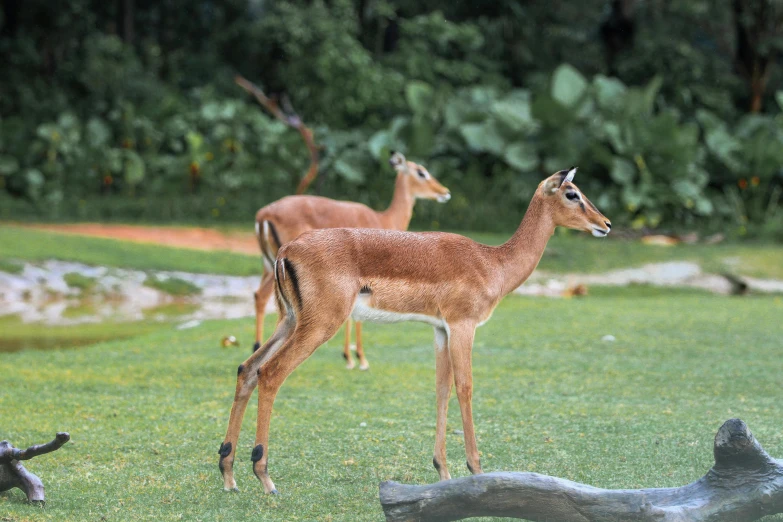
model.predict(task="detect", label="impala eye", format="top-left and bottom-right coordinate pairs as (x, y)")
top-left (417, 169), bottom-right (428, 179)
top-left (566, 191), bottom-right (580, 201)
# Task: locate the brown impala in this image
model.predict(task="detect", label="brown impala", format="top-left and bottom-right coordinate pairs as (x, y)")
top-left (252, 151), bottom-right (450, 370)
top-left (219, 168), bottom-right (611, 494)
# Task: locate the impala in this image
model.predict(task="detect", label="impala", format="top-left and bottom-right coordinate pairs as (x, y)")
top-left (219, 168), bottom-right (611, 494)
top-left (252, 151), bottom-right (451, 370)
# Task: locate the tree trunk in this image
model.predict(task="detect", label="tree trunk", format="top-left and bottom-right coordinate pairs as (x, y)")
top-left (380, 419), bottom-right (783, 522)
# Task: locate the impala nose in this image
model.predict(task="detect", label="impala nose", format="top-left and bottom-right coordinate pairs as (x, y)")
top-left (605, 221), bottom-right (612, 229)
top-left (438, 192), bottom-right (451, 203)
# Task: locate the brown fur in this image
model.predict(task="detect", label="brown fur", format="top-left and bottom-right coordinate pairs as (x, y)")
top-left (221, 170), bottom-right (610, 494)
top-left (251, 152), bottom-right (450, 372)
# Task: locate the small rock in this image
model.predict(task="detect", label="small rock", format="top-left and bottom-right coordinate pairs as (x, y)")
top-left (359, 422), bottom-right (367, 427)
top-left (602, 334), bottom-right (616, 342)
top-left (176, 320), bottom-right (201, 330)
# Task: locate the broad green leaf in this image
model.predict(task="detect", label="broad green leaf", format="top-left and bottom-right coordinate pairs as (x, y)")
top-left (593, 75), bottom-right (627, 111)
top-left (610, 157), bottom-right (635, 184)
top-left (551, 64), bottom-right (588, 108)
top-left (186, 131), bottom-right (204, 153)
top-left (405, 81), bottom-right (435, 115)
top-left (334, 150), bottom-right (366, 182)
top-left (124, 150), bottom-right (146, 185)
top-left (86, 118), bottom-right (111, 148)
top-left (503, 142), bottom-right (538, 171)
top-left (368, 130), bottom-right (390, 160)
top-left (0, 155), bottom-right (19, 175)
top-left (459, 121), bottom-right (506, 155)
top-left (491, 91), bottom-right (539, 135)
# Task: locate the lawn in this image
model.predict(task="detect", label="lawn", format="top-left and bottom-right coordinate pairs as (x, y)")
top-left (1, 290), bottom-right (783, 521)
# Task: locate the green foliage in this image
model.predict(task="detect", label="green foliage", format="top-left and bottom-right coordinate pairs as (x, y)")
top-left (0, 258), bottom-right (24, 274)
top-left (63, 272), bottom-right (98, 293)
top-left (143, 274), bottom-right (201, 296)
top-left (1, 0), bottom-right (782, 233)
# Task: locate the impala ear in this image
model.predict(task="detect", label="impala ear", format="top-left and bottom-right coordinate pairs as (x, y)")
top-left (543, 167), bottom-right (578, 195)
top-left (561, 167), bottom-right (577, 186)
top-left (389, 151), bottom-right (407, 172)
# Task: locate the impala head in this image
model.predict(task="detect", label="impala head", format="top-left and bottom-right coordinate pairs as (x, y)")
top-left (389, 151), bottom-right (451, 203)
top-left (541, 167), bottom-right (612, 237)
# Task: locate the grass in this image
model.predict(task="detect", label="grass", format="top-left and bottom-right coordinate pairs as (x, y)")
top-left (0, 226), bottom-right (261, 276)
top-left (144, 274), bottom-right (202, 296)
top-left (1, 290), bottom-right (783, 521)
top-left (63, 272), bottom-right (98, 293)
top-left (0, 315), bottom-right (171, 352)
top-left (0, 258), bottom-right (24, 274)
top-left (2, 224), bottom-right (783, 279)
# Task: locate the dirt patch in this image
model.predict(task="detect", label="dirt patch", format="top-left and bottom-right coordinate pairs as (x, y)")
top-left (25, 223), bottom-right (259, 255)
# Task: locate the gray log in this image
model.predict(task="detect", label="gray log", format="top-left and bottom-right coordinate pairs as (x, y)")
top-left (0, 432), bottom-right (69, 504)
top-left (379, 419), bottom-right (783, 521)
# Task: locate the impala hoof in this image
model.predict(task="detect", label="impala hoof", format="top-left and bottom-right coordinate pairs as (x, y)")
top-left (359, 362), bottom-right (370, 371)
top-left (345, 361), bottom-right (355, 370)
top-left (252, 341), bottom-right (260, 353)
top-left (224, 486), bottom-right (239, 493)
top-left (270, 489), bottom-right (279, 495)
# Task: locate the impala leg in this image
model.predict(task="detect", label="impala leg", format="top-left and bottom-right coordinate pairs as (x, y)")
top-left (252, 320), bottom-right (344, 494)
top-left (219, 317), bottom-right (292, 491)
top-left (448, 322), bottom-right (483, 475)
top-left (253, 273), bottom-right (276, 352)
top-left (432, 326), bottom-right (452, 480)
top-left (356, 321), bottom-right (369, 370)
top-left (343, 319), bottom-right (355, 370)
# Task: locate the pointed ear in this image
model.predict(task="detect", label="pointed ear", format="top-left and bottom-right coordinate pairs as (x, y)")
top-left (543, 178), bottom-right (561, 195)
top-left (562, 167), bottom-right (577, 185)
top-left (389, 151), bottom-right (407, 172)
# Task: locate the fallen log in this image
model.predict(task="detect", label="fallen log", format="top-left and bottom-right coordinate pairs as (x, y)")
top-left (379, 419), bottom-right (783, 521)
top-left (0, 432), bottom-right (70, 504)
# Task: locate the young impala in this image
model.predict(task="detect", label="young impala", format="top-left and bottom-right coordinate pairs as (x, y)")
top-left (218, 168), bottom-right (611, 494)
top-left (252, 151), bottom-right (450, 370)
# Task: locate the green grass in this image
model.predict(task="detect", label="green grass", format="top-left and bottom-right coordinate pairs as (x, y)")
top-left (0, 315), bottom-right (171, 352)
top-left (2, 291), bottom-right (783, 521)
top-left (63, 272), bottom-right (98, 292)
top-left (2, 224), bottom-right (783, 279)
top-left (144, 275), bottom-right (202, 296)
top-left (0, 257), bottom-right (24, 274)
top-left (463, 230), bottom-right (783, 279)
top-left (0, 226), bottom-right (261, 276)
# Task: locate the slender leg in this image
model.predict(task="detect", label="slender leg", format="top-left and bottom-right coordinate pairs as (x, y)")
top-left (253, 273), bottom-right (275, 352)
top-left (219, 317), bottom-right (292, 491)
top-left (432, 326), bottom-right (452, 480)
top-left (252, 320), bottom-right (344, 494)
top-left (356, 321), bottom-right (369, 370)
top-left (343, 319), bottom-right (355, 370)
top-left (447, 322), bottom-right (483, 475)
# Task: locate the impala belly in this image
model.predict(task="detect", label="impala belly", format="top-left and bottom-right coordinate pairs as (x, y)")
top-left (350, 293), bottom-right (445, 329)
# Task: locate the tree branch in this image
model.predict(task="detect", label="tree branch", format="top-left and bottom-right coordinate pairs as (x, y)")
top-left (0, 433), bottom-right (69, 504)
top-left (379, 419), bottom-right (783, 522)
top-left (234, 75), bottom-right (320, 194)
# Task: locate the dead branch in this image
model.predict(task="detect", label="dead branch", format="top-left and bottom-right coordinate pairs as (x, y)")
top-left (0, 432), bottom-right (69, 503)
top-left (235, 75), bottom-right (319, 194)
top-left (379, 419), bottom-right (783, 522)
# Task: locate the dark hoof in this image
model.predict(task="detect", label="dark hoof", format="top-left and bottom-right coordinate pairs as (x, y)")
top-left (224, 487), bottom-right (239, 493)
top-left (253, 341), bottom-right (261, 353)
top-left (270, 489), bottom-right (279, 495)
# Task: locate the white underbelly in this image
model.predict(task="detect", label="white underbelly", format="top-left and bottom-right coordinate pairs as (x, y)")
top-left (350, 295), bottom-right (444, 329)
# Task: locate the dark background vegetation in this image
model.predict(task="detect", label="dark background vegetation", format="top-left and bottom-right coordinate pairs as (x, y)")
top-left (0, 0), bottom-right (782, 236)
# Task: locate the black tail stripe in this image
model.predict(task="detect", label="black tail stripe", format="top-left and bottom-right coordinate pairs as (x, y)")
top-left (286, 261), bottom-right (302, 309)
top-left (267, 220), bottom-right (283, 253)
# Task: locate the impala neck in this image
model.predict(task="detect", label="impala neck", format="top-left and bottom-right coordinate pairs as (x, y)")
top-left (497, 191), bottom-right (556, 296)
top-left (379, 174), bottom-right (414, 230)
